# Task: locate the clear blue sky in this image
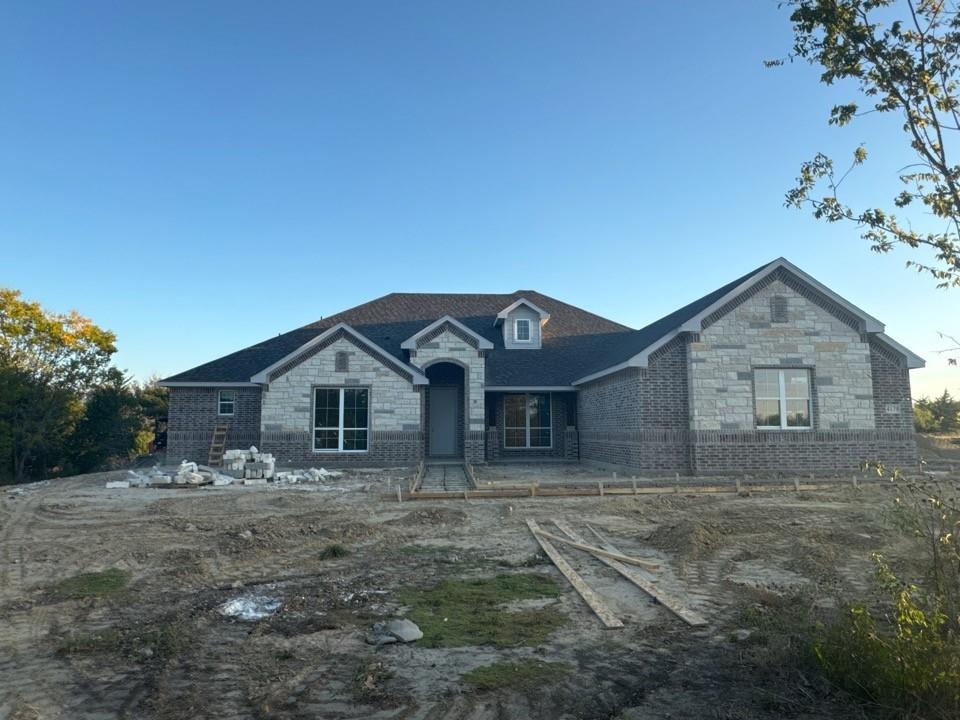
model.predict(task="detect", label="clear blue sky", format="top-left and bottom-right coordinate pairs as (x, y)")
top-left (2, 1), bottom-right (958, 398)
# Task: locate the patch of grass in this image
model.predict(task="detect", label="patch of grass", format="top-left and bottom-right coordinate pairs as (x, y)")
top-left (396, 573), bottom-right (565, 648)
top-left (463, 659), bottom-right (570, 692)
top-left (49, 568), bottom-right (130, 600)
top-left (56, 629), bottom-right (122, 655)
top-left (319, 544), bottom-right (350, 560)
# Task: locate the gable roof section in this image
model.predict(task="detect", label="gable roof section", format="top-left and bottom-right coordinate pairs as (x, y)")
top-left (400, 315), bottom-right (494, 350)
top-left (572, 257), bottom-right (917, 385)
top-left (249, 323), bottom-right (428, 385)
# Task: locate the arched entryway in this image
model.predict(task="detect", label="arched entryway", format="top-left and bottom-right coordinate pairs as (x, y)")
top-left (424, 361), bottom-right (465, 459)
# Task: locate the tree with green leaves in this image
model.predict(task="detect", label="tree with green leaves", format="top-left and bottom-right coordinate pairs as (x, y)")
top-left (0, 289), bottom-right (116, 482)
top-left (915, 388), bottom-right (960, 431)
top-left (68, 368), bottom-right (151, 474)
top-left (773, 0), bottom-right (960, 287)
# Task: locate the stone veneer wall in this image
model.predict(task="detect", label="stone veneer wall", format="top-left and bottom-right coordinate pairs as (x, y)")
top-left (485, 392), bottom-right (577, 462)
top-left (166, 387), bottom-right (262, 462)
top-left (259, 336), bottom-right (423, 465)
top-left (689, 278), bottom-right (875, 431)
top-left (409, 328), bottom-right (486, 464)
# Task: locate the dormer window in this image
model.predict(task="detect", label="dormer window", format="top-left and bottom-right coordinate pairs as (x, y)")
top-left (495, 297), bottom-right (550, 350)
top-left (515, 318), bottom-right (531, 342)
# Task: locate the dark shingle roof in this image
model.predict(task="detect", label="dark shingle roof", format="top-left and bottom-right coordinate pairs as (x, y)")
top-left (162, 261), bottom-right (773, 386)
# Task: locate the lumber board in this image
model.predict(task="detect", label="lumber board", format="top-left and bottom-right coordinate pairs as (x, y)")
top-left (526, 519), bottom-right (623, 629)
top-left (532, 528), bottom-right (660, 571)
top-left (583, 523), bottom-right (707, 627)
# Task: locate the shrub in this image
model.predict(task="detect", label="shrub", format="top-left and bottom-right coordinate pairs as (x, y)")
top-left (813, 557), bottom-right (960, 719)
top-left (805, 471), bottom-right (960, 719)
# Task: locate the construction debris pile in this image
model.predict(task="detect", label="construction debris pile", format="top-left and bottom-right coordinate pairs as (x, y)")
top-left (106, 461), bottom-right (236, 489)
top-left (274, 467), bottom-right (343, 484)
top-left (104, 449), bottom-right (345, 489)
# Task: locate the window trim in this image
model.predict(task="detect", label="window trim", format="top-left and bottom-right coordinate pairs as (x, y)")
top-left (312, 386), bottom-right (370, 453)
top-left (503, 393), bottom-right (553, 449)
top-left (217, 390), bottom-right (236, 416)
top-left (754, 368), bottom-right (812, 431)
top-left (514, 318), bottom-right (532, 343)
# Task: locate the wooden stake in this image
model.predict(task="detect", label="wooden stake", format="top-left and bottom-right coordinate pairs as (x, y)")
top-left (532, 528), bottom-right (660, 571)
top-left (735, 477), bottom-right (742, 493)
top-left (794, 477), bottom-right (800, 492)
top-left (526, 519), bottom-right (623, 629)
top-left (598, 480), bottom-right (604, 497)
top-left (632, 478), bottom-right (638, 495)
top-left (396, 486), bottom-right (403, 503)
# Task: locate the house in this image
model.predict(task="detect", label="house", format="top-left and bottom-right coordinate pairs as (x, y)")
top-left (159, 258), bottom-right (923, 474)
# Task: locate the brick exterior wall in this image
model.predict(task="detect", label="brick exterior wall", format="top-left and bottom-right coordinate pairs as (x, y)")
top-left (166, 387), bottom-right (262, 462)
top-left (487, 392), bottom-right (578, 461)
top-left (689, 429), bottom-right (917, 474)
top-left (870, 339), bottom-right (915, 432)
top-left (578, 338), bottom-right (692, 473)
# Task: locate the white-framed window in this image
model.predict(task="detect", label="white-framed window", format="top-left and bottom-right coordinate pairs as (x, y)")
top-left (314, 387), bottom-right (369, 452)
top-left (504, 393), bottom-right (551, 448)
top-left (514, 318), bottom-right (531, 342)
top-left (754, 368), bottom-right (811, 430)
top-left (218, 390), bottom-right (236, 416)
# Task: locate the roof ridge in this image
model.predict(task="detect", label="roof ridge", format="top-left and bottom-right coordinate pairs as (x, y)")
top-left (520, 290), bottom-right (634, 331)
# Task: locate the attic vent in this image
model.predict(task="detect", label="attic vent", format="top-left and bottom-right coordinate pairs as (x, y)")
top-left (335, 351), bottom-right (349, 372)
top-left (770, 295), bottom-right (788, 323)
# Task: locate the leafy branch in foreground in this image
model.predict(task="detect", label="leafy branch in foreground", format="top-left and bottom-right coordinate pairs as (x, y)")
top-left (772, 0), bottom-right (960, 287)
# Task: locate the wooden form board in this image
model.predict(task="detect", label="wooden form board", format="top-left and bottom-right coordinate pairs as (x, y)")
top-left (575, 522), bottom-right (708, 627)
top-left (531, 528), bottom-right (660, 571)
top-left (402, 481), bottom-right (845, 501)
top-left (525, 519), bottom-right (623, 629)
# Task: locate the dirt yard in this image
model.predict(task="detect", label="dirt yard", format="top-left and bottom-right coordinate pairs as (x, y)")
top-left (0, 463), bottom-right (931, 719)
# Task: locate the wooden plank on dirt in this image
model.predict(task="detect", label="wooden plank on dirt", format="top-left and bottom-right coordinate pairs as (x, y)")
top-left (526, 519), bottom-right (623, 629)
top-left (583, 523), bottom-right (708, 627)
top-left (532, 528), bottom-right (660, 571)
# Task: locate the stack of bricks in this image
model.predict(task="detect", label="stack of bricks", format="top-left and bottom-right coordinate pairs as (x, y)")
top-left (223, 447), bottom-right (276, 481)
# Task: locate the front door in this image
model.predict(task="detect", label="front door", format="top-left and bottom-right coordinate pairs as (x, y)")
top-left (429, 386), bottom-right (457, 456)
